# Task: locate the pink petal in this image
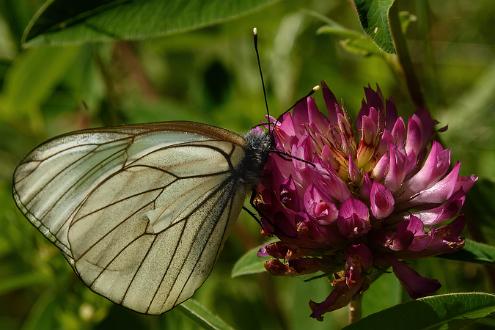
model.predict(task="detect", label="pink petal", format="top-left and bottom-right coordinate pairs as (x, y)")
top-left (405, 114), bottom-right (423, 157)
top-left (361, 115), bottom-right (377, 145)
top-left (360, 174), bottom-right (373, 200)
top-left (337, 198), bottom-right (371, 238)
top-left (337, 113), bottom-right (355, 153)
top-left (318, 169), bottom-right (351, 202)
top-left (370, 181), bottom-right (395, 219)
top-left (391, 258), bottom-right (441, 299)
top-left (403, 141), bottom-right (451, 196)
top-left (278, 112), bottom-right (295, 136)
top-left (346, 244), bottom-right (373, 271)
top-left (377, 216), bottom-right (424, 252)
top-left (384, 145), bottom-right (408, 192)
top-left (307, 96), bottom-right (328, 133)
top-left (366, 107), bottom-right (380, 131)
top-left (411, 190), bottom-right (465, 226)
top-left (305, 220), bottom-right (345, 247)
top-left (455, 175), bottom-right (478, 193)
top-left (339, 198), bottom-right (369, 220)
top-left (408, 162), bottom-right (461, 205)
top-left (391, 117), bottom-right (406, 147)
top-left (406, 216), bottom-right (465, 257)
top-left (367, 84), bottom-right (384, 107)
top-left (292, 100), bottom-right (309, 135)
top-left (303, 184), bottom-right (338, 224)
top-left (321, 81), bottom-right (341, 125)
top-left (372, 152), bottom-right (389, 180)
top-left (377, 129), bottom-right (393, 155)
top-left (309, 279), bottom-right (363, 321)
top-left (348, 155), bottom-right (360, 183)
top-left (415, 108), bottom-right (435, 143)
top-left (257, 245), bottom-right (269, 257)
top-left (385, 98), bottom-right (398, 130)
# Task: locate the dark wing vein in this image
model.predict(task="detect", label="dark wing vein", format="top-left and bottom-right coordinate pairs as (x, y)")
top-left (120, 235), bottom-right (158, 304)
top-left (19, 145), bottom-right (100, 206)
top-left (37, 146), bottom-right (127, 220)
top-left (75, 168), bottom-right (229, 261)
top-left (15, 135), bottom-right (133, 181)
top-left (13, 125), bottom-right (247, 315)
top-left (78, 200), bottom-right (156, 262)
top-left (170, 182), bottom-right (236, 308)
top-left (145, 178), bottom-right (231, 313)
top-left (126, 143), bottom-right (235, 171)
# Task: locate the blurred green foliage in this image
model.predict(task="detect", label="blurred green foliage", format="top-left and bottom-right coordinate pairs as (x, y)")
top-left (1, 0), bottom-right (495, 329)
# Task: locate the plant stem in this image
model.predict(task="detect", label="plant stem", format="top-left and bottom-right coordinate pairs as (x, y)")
top-left (348, 294), bottom-right (362, 324)
top-left (388, 2), bottom-right (426, 109)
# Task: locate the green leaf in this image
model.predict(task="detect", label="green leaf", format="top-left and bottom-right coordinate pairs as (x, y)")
top-left (0, 46), bottom-right (80, 119)
top-left (22, 289), bottom-right (58, 330)
top-left (438, 239), bottom-right (495, 265)
top-left (177, 299), bottom-right (234, 330)
top-left (23, 0), bottom-right (278, 47)
top-left (339, 37), bottom-right (382, 57)
top-left (317, 25), bottom-right (362, 39)
top-left (312, 12), bottom-right (362, 39)
top-left (0, 272), bottom-right (49, 295)
top-left (352, 0), bottom-right (396, 53)
top-left (231, 243), bottom-right (269, 278)
top-left (345, 293), bottom-right (495, 330)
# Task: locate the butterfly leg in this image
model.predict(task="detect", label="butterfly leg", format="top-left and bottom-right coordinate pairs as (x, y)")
top-left (242, 206), bottom-right (261, 225)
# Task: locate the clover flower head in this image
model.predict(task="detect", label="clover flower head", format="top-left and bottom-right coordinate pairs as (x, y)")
top-left (252, 82), bottom-right (477, 320)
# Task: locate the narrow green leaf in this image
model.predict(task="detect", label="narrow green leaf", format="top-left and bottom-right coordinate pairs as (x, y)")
top-left (177, 299), bottom-right (234, 330)
top-left (0, 46), bottom-right (80, 118)
top-left (231, 243), bottom-right (269, 278)
top-left (22, 289), bottom-right (58, 330)
top-left (23, 0), bottom-right (278, 47)
top-left (345, 293), bottom-right (495, 330)
top-left (339, 37), bottom-right (382, 57)
top-left (438, 239), bottom-right (495, 265)
top-left (311, 12), bottom-right (362, 39)
top-left (352, 0), bottom-right (396, 53)
top-left (317, 25), bottom-right (362, 39)
top-left (0, 272), bottom-right (49, 295)
top-left (0, 15), bottom-right (17, 60)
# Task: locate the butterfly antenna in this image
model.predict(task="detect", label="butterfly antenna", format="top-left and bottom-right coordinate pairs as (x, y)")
top-left (253, 27), bottom-right (272, 134)
top-left (275, 85), bottom-right (320, 124)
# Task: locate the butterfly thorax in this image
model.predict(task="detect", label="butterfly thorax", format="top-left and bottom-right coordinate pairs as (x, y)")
top-left (238, 130), bottom-right (272, 187)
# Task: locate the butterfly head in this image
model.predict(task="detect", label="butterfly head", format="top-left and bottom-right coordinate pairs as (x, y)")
top-left (239, 130), bottom-right (273, 187)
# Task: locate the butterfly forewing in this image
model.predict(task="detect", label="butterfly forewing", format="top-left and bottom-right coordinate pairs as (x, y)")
top-left (12, 122), bottom-right (248, 314)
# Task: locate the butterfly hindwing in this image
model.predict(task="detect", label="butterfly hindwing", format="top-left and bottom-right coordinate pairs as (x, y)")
top-left (13, 122), bottom-right (247, 314)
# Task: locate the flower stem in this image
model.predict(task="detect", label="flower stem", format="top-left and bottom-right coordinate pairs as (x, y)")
top-left (348, 294), bottom-right (362, 324)
top-left (388, 2), bottom-right (426, 110)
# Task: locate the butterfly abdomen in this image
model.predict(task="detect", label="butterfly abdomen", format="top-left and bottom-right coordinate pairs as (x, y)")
top-left (237, 130), bottom-right (272, 187)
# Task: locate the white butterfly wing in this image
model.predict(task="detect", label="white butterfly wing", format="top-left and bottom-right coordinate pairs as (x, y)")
top-left (13, 122), bottom-right (248, 314)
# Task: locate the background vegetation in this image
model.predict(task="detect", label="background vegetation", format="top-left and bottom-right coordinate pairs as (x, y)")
top-left (1, 0), bottom-right (495, 329)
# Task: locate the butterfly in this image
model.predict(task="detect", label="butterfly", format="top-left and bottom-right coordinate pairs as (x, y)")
top-left (12, 120), bottom-right (272, 314)
top-left (12, 28), bottom-right (317, 315)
